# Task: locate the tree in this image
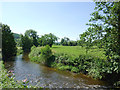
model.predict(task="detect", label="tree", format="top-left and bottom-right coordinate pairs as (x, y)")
top-left (20, 34), bottom-right (33, 52)
top-left (25, 29), bottom-right (39, 46)
top-left (80, 2), bottom-right (120, 59)
top-left (37, 36), bottom-right (43, 46)
top-left (0, 23), bottom-right (17, 60)
top-left (77, 40), bottom-right (85, 47)
top-left (79, 2), bottom-right (120, 85)
top-left (60, 37), bottom-right (70, 46)
top-left (61, 38), bottom-right (64, 45)
top-left (68, 41), bottom-right (77, 46)
top-left (38, 33), bottom-right (58, 47)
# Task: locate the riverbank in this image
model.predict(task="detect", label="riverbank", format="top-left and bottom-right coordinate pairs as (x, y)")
top-left (0, 61), bottom-right (26, 88)
top-left (0, 60), bottom-right (41, 88)
top-left (4, 54), bottom-right (110, 88)
top-left (28, 45), bottom-right (120, 87)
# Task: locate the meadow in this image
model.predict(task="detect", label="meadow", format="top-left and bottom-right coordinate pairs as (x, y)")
top-left (51, 45), bottom-right (106, 60)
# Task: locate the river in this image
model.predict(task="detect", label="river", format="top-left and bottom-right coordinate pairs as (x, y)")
top-left (4, 54), bottom-right (109, 88)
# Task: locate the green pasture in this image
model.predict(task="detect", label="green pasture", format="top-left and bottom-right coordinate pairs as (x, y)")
top-left (51, 45), bottom-right (106, 60)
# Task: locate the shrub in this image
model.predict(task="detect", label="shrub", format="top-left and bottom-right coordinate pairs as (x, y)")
top-left (40, 45), bottom-right (52, 59)
top-left (29, 45), bottom-right (53, 66)
top-left (29, 46), bottom-right (41, 62)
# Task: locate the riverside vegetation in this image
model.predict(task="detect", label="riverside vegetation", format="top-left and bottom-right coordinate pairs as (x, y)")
top-left (29, 45), bottom-right (120, 87)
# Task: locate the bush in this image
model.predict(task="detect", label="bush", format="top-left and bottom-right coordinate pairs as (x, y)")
top-left (40, 45), bottom-right (52, 59)
top-left (29, 46), bottom-right (42, 62)
top-left (29, 45), bottom-right (52, 66)
top-left (52, 53), bottom-right (119, 80)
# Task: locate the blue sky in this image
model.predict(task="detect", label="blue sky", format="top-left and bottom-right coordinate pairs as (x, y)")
top-left (1, 2), bottom-right (95, 41)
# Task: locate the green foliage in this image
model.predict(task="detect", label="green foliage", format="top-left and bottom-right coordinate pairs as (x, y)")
top-left (21, 34), bottom-right (33, 52)
top-left (0, 61), bottom-right (37, 88)
top-left (60, 37), bottom-right (70, 46)
top-left (17, 47), bottom-right (23, 55)
top-left (79, 2), bottom-right (120, 85)
top-left (31, 45), bottom-right (36, 51)
top-left (71, 67), bottom-right (79, 73)
top-left (29, 46), bottom-right (41, 62)
top-left (25, 29), bottom-right (39, 47)
top-left (60, 37), bottom-right (77, 46)
top-left (80, 2), bottom-right (120, 59)
top-left (0, 23), bottom-right (17, 60)
top-left (68, 41), bottom-right (77, 46)
top-left (13, 33), bottom-right (21, 47)
top-left (38, 33), bottom-right (58, 47)
top-left (29, 45), bottom-right (53, 66)
top-left (53, 52), bottom-right (110, 79)
top-left (41, 45), bottom-right (52, 59)
top-left (51, 45), bottom-right (120, 86)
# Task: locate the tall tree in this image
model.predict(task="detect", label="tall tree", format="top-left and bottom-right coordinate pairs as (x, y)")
top-left (80, 2), bottom-right (120, 59)
top-left (79, 2), bottom-right (120, 85)
top-left (20, 34), bottom-right (33, 52)
top-left (0, 23), bottom-right (17, 60)
top-left (38, 33), bottom-right (58, 47)
top-left (61, 37), bottom-right (70, 46)
top-left (25, 29), bottom-right (39, 46)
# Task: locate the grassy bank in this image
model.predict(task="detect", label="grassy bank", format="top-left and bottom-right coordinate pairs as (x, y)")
top-left (29, 45), bottom-right (120, 86)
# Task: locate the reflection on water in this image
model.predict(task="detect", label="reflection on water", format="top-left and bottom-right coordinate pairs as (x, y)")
top-left (4, 54), bottom-right (109, 88)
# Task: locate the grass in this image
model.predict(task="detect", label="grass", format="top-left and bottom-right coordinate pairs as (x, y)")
top-left (51, 45), bottom-right (106, 60)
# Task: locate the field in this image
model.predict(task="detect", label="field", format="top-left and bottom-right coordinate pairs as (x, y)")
top-left (51, 45), bottom-right (106, 60)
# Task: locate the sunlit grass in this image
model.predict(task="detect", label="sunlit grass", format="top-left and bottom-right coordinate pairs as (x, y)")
top-left (51, 45), bottom-right (106, 60)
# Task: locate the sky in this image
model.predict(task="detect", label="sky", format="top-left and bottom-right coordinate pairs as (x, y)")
top-left (1, 2), bottom-right (95, 41)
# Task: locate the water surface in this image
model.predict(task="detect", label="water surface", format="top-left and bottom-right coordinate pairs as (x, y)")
top-left (5, 54), bottom-right (108, 88)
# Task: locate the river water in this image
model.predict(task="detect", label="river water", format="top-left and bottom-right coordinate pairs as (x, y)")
top-left (4, 54), bottom-right (109, 88)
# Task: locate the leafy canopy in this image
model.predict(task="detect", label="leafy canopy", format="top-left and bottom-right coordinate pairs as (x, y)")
top-left (0, 23), bottom-right (17, 60)
top-left (80, 2), bottom-right (120, 60)
top-left (38, 33), bottom-right (58, 47)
